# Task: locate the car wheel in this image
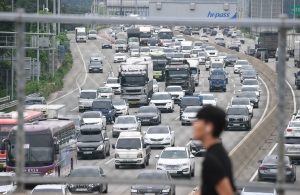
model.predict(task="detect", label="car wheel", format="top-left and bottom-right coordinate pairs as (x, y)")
top-left (101, 151), bottom-right (106, 159)
top-left (79, 109), bottom-right (84, 113)
top-left (182, 123), bottom-right (184, 126)
top-left (103, 185), bottom-right (108, 193)
top-left (191, 167), bottom-right (195, 177)
top-left (223, 89), bottom-right (226, 92)
top-left (146, 157), bottom-right (150, 166)
top-left (172, 139), bottom-right (175, 146)
top-left (106, 147), bottom-right (110, 156)
top-left (115, 165), bottom-right (119, 169)
top-left (276, 57), bottom-right (278, 61)
top-left (186, 171), bottom-right (191, 179)
top-left (141, 161), bottom-right (146, 168)
top-left (159, 115), bottom-right (162, 124)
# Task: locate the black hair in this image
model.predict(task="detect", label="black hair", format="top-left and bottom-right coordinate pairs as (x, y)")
top-left (196, 106), bottom-right (227, 138)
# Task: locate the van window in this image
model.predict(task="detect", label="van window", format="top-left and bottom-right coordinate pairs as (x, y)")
top-left (116, 138), bottom-right (141, 149)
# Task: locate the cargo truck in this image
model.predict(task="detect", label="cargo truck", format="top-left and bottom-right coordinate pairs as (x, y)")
top-left (25, 105), bottom-right (66, 118)
top-left (75, 27), bottom-right (86, 42)
top-left (257, 31), bottom-right (278, 57)
top-left (294, 41), bottom-right (300, 68)
top-left (287, 33), bottom-right (300, 57)
top-left (127, 28), bottom-right (140, 48)
top-left (139, 26), bottom-right (151, 45)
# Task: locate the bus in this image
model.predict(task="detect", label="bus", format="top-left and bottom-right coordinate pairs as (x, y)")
top-left (157, 29), bottom-right (174, 46)
top-left (3, 118), bottom-right (77, 177)
top-left (0, 110), bottom-right (43, 170)
top-left (150, 51), bottom-right (168, 81)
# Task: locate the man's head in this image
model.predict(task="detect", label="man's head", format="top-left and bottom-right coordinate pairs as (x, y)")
top-left (193, 106), bottom-right (226, 141)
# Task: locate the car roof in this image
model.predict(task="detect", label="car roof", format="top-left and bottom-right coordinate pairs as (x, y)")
top-left (164, 147), bottom-right (187, 151)
top-left (33, 185), bottom-right (64, 190)
top-left (154, 92), bottom-right (170, 95)
top-left (107, 77), bottom-right (118, 80)
top-left (94, 98), bottom-right (112, 102)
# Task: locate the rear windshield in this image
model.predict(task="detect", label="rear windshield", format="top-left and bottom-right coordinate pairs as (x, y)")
top-left (181, 98), bottom-right (200, 106)
top-left (232, 99), bottom-right (249, 105)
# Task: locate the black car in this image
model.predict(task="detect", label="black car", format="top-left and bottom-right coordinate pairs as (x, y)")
top-left (182, 28), bottom-right (191, 35)
top-left (88, 62), bottom-right (103, 73)
top-left (248, 48), bottom-right (256, 56)
top-left (190, 138), bottom-right (222, 156)
top-left (147, 37), bottom-right (158, 46)
top-left (223, 28), bottom-right (229, 35)
top-left (102, 41), bottom-right (112, 49)
top-left (67, 166), bottom-right (108, 193)
top-left (228, 44), bottom-right (239, 52)
top-left (202, 26), bottom-right (209, 33)
top-left (237, 91), bottom-right (259, 108)
top-left (77, 124), bottom-right (110, 159)
top-left (227, 31), bottom-right (233, 37)
top-left (255, 48), bottom-right (269, 62)
top-left (136, 106), bottom-right (161, 125)
top-left (131, 170), bottom-right (175, 195)
top-left (210, 30), bottom-right (217, 36)
top-left (225, 106), bottom-right (251, 131)
top-left (215, 39), bottom-right (226, 47)
top-left (225, 54), bottom-right (239, 66)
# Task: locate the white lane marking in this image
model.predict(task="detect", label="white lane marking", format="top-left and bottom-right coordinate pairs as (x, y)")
top-left (285, 80), bottom-right (297, 114)
top-left (254, 76), bottom-right (269, 128)
top-left (231, 79), bottom-right (233, 82)
top-left (175, 116), bottom-right (180, 120)
top-left (233, 84), bottom-right (235, 87)
top-left (105, 157), bottom-right (115, 164)
top-left (185, 141), bottom-right (192, 146)
top-left (48, 41), bottom-right (88, 104)
top-left (233, 90), bottom-right (235, 94)
top-left (249, 143), bottom-right (278, 182)
top-left (70, 107), bottom-right (78, 111)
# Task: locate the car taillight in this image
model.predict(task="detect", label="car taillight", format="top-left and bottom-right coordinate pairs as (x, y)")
top-left (255, 54), bottom-right (258, 58)
top-left (286, 166), bottom-right (293, 171)
top-left (286, 129), bottom-right (293, 132)
top-left (259, 166), bottom-right (268, 170)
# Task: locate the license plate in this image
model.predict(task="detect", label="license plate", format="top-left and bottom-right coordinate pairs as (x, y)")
top-left (131, 101), bottom-right (137, 104)
top-left (93, 69), bottom-right (98, 71)
top-left (155, 141), bottom-right (161, 144)
top-left (143, 119), bottom-right (150, 121)
top-left (118, 58), bottom-right (122, 60)
top-left (83, 151), bottom-right (92, 154)
top-left (233, 124), bottom-right (240, 126)
top-left (269, 169), bottom-right (277, 173)
top-left (76, 189), bottom-right (87, 191)
top-left (155, 75), bottom-right (160, 78)
top-left (119, 48), bottom-right (123, 50)
top-left (168, 171), bottom-right (177, 173)
top-left (123, 160), bottom-right (133, 162)
top-left (0, 164), bottom-right (4, 168)
top-left (145, 194), bottom-right (155, 195)
top-left (215, 85), bottom-right (220, 87)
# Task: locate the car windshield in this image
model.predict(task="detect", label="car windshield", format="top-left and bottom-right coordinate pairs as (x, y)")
top-left (98, 88), bottom-right (112, 93)
top-left (232, 99), bottom-right (249, 105)
top-left (194, 42), bottom-right (203, 46)
top-left (192, 50), bottom-right (202, 54)
top-left (80, 91), bottom-right (96, 99)
top-left (0, 178), bottom-right (11, 186)
top-left (181, 98), bottom-right (200, 106)
top-left (112, 99), bottom-right (125, 106)
top-left (227, 108), bottom-right (248, 115)
top-left (164, 48), bottom-right (175, 53)
top-left (236, 61), bottom-right (249, 65)
top-left (210, 75), bottom-right (225, 80)
top-left (103, 42), bottom-right (111, 45)
top-left (152, 94), bottom-right (170, 100)
top-left (137, 172), bottom-right (168, 179)
top-left (184, 107), bottom-right (201, 112)
top-left (160, 150), bottom-right (187, 159)
top-left (147, 126), bottom-right (169, 134)
top-left (202, 95), bottom-right (214, 100)
top-left (92, 101), bottom-right (111, 109)
top-left (289, 122), bottom-right (300, 127)
top-left (107, 79), bottom-right (118, 84)
top-left (182, 46), bottom-right (191, 50)
top-left (116, 138), bottom-right (141, 149)
top-left (201, 35), bottom-right (207, 38)
top-left (241, 87), bottom-right (258, 92)
top-left (91, 53), bottom-right (101, 57)
top-left (211, 63), bottom-right (223, 68)
top-left (115, 117), bottom-right (136, 124)
top-left (31, 189), bottom-right (62, 194)
top-left (165, 87), bottom-right (182, 92)
top-left (70, 168), bottom-right (99, 177)
top-left (141, 48), bottom-right (150, 52)
top-left (285, 137), bottom-right (300, 144)
top-left (241, 66), bottom-right (254, 70)
top-left (243, 80), bottom-right (259, 85)
top-left (243, 71), bottom-right (256, 75)
top-left (239, 92), bottom-right (257, 98)
top-left (77, 133), bottom-right (103, 142)
top-left (138, 107), bottom-right (157, 113)
top-left (82, 112), bottom-right (100, 118)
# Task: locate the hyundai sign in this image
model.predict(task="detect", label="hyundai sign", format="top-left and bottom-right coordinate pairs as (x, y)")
top-left (149, 2), bottom-right (237, 19)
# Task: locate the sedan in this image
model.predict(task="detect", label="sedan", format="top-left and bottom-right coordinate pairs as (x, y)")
top-left (31, 185), bottom-right (68, 195)
top-left (136, 106), bottom-right (161, 125)
top-left (258, 155), bottom-right (296, 182)
top-left (242, 79), bottom-right (261, 90)
top-left (88, 62), bottom-right (103, 73)
top-left (236, 91), bottom-right (259, 108)
top-left (175, 35), bottom-right (185, 42)
top-left (231, 39), bottom-right (241, 47)
top-left (240, 70), bottom-right (258, 83)
top-left (182, 28), bottom-right (191, 35)
top-left (201, 94), bottom-right (217, 106)
top-left (112, 98), bottom-right (129, 116)
top-left (104, 77), bottom-right (121, 95)
top-left (97, 87), bottom-right (114, 99)
top-left (285, 120), bottom-right (300, 134)
top-left (143, 126), bottom-right (175, 148)
top-left (140, 47), bottom-right (150, 56)
top-left (165, 86), bottom-right (185, 104)
top-left (215, 39), bottom-right (226, 47)
top-left (225, 54), bottom-right (239, 66)
top-left (67, 166), bottom-right (108, 193)
top-left (234, 60), bottom-right (251, 74)
top-left (189, 138), bottom-right (206, 156)
top-left (199, 34), bottom-right (209, 42)
top-left (113, 53), bottom-right (127, 63)
top-left (90, 53), bottom-right (102, 63)
top-left (239, 65), bottom-right (257, 76)
top-left (162, 40), bottom-right (172, 47)
top-left (228, 44), bottom-right (239, 52)
top-left (130, 49), bottom-right (140, 57)
top-left (102, 41), bottom-right (112, 49)
top-left (239, 86), bottom-right (261, 97)
top-left (82, 111), bottom-right (106, 129)
top-left (181, 106), bottom-right (203, 126)
top-left (155, 147), bottom-right (195, 178)
top-left (131, 170), bottom-right (175, 195)
top-left (293, 109), bottom-right (300, 120)
top-left (112, 115), bottom-right (141, 137)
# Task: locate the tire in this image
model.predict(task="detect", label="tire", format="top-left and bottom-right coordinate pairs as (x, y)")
top-left (191, 168), bottom-right (195, 177)
top-left (172, 139), bottom-right (175, 147)
top-left (181, 123), bottom-right (184, 126)
top-left (265, 60), bottom-right (269, 62)
top-left (103, 185), bottom-right (108, 194)
top-left (276, 57), bottom-right (278, 61)
top-left (159, 116), bottom-right (162, 124)
top-left (146, 157), bottom-right (149, 166)
top-left (287, 58), bottom-right (289, 61)
top-left (186, 172), bottom-right (191, 179)
top-left (101, 151), bottom-right (106, 159)
top-left (223, 89), bottom-right (226, 92)
top-left (115, 165), bottom-right (119, 169)
top-left (106, 147), bottom-right (110, 156)
top-left (141, 161), bottom-right (146, 168)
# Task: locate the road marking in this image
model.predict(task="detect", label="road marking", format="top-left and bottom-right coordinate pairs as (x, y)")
top-left (175, 116), bottom-right (180, 120)
top-left (233, 90), bottom-right (235, 94)
top-left (104, 157), bottom-right (115, 164)
top-left (254, 77), bottom-right (270, 127)
top-left (185, 141), bottom-right (192, 146)
top-left (70, 107), bottom-right (78, 111)
top-left (233, 84), bottom-right (235, 87)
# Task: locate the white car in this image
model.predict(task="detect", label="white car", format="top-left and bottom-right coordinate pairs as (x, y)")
top-left (104, 77), bottom-right (121, 95)
top-left (199, 34), bottom-right (209, 42)
top-left (112, 115), bottom-right (141, 137)
top-left (231, 98), bottom-right (253, 117)
top-left (217, 52), bottom-right (228, 60)
top-left (234, 60), bottom-right (251, 74)
top-left (190, 49), bottom-right (203, 58)
top-left (31, 185), bottom-right (70, 195)
top-left (170, 42), bottom-right (181, 51)
top-left (174, 26), bottom-right (181, 31)
top-left (284, 120), bottom-right (300, 134)
top-left (143, 126), bottom-right (175, 147)
top-left (181, 106), bottom-right (202, 126)
top-left (140, 47), bottom-right (150, 56)
top-left (215, 33), bottom-right (224, 39)
top-left (162, 40), bottom-right (172, 47)
top-left (231, 38), bottom-right (241, 47)
top-left (201, 94), bottom-right (217, 106)
top-left (149, 92), bottom-right (174, 112)
top-left (81, 111), bottom-right (107, 128)
top-left (0, 172), bottom-right (16, 194)
top-left (112, 99), bottom-right (129, 116)
top-left (155, 147), bottom-right (195, 178)
top-left (153, 79), bottom-right (159, 93)
top-left (87, 29), bottom-right (97, 40)
top-left (242, 79), bottom-right (261, 90)
top-left (164, 86), bottom-right (185, 104)
top-left (175, 35), bottom-right (185, 42)
top-left (114, 53), bottom-right (127, 63)
top-left (130, 49), bottom-right (140, 57)
top-left (97, 87), bottom-right (114, 99)
top-left (198, 52), bottom-right (206, 65)
top-left (232, 31), bottom-right (237, 37)
top-left (239, 86), bottom-right (261, 97)
top-left (193, 41), bottom-right (203, 49)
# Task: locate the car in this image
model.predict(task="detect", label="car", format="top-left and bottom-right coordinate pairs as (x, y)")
top-left (179, 26), bottom-right (186, 33)
top-left (136, 106), bottom-right (161, 125)
top-left (140, 47), bottom-right (150, 56)
top-left (162, 40), bottom-right (172, 47)
top-left (190, 49), bottom-right (203, 58)
top-left (231, 31), bottom-right (237, 37)
top-left (112, 98), bottom-right (129, 116)
top-left (193, 41), bottom-right (203, 49)
top-left (24, 96), bottom-right (47, 108)
top-left (143, 126), bottom-right (175, 147)
top-left (275, 47), bottom-right (290, 61)
top-left (91, 98), bottom-right (116, 123)
top-left (215, 39), bottom-right (226, 47)
top-left (67, 166), bottom-right (108, 193)
top-left (81, 111), bottom-right (107, 128)
top-left (88, 29), bottom-right (97, 40)
top-left (130, 44), bottom-right (140, 50)
top-left (199, 34), bottom-right (209, 42)
top-left (248, 48), bottom-right (256, 56)
top-left (149, 46), bottom-right (159, 52)
top-left (130, 49), bottom-right (140, 57)
top-left (258, 155), bottom-right (296, 182)
top-left (113, 53), bottom-right (127, 63)
top-left (239, 86), bottom-right (261, 97)
top-left (227, 31), bottom-right (233, 37)
top-left (165, 86), bottom-right (185, 104)
top-left (201, 94), bottom-right (217, 106)
top-left (210, 30), bottom-right (217, 36)
top-left (66, 115), bottom-right (82, 135)
top-left (101, 41), bottom-right (112, 49)
top-left (182, 28), bottom-right (191, 35)
top-left (104, 77), bottom-right (120, 95)
top-left (242, 79), bottom-right (261, 90)
top-left (237, 91), bottom-right (259, 108)
top-left (284, 134), bottom-right (300, 163)
top-left (179, 96), bottom-right (203, 120)
top-left (234, 60), bottom-right (251, 74)
top-left (240, 70), bottom-right (258, 83)
top-left (0, 172), bottom-right (16, 194)
top-left (239, 65), bottom-right (257, 76)
top-left (231, 38), bottom-right (241, 47)
top-left (228, 44), bottom-right (239, 52)
top-left (169, 42), bottom-right (181, 51)
top-left (149, 92), bottom-right (174, 112)
top-left (217, 52), bottom-right (227, 60)
top-left (112, 115), bottom-right (141, 137)
top-left (293, 109), bottom-right (300, 120)
top-left (215, 33), bottom-right (224, 39)
top-left (131, 170), bottom-right (175, 195)
top-left (225, 106), bottom-right (251, 131)
top-left (285, 120), bottom-right (300, 134)
top-left (90, 53), bottom-right (102, 63)
top-left (202, 26), bottom-right (209, 33)
top-left (231, 97), bottom-right (253, 117)
top-left (198, 52), bottom-right (206, 65)
top-left (255, 48), bottom-right (269, 62)
top-left (222, 28), bottom-right (229, 35)
top-left (155, 147), bottom-right (195, 178)
top-left (241, 183), bottom-right (276, 195)
top-left (189, 138), bottom-right (206, 156)
top-left (175, 35), bottom-right (185, 42)
top-left (96, 87), bottom-right (113, 99)
top-left (31, 185), bottom-right (69, 195)
top-left (204, 46), bottom-right (218, 59)
top-left (88, 62), bottom-right (103, 73)
top-left (181, 106), bottom-right (202, 126)
top-left (225, 54), bottom-right (239, 66)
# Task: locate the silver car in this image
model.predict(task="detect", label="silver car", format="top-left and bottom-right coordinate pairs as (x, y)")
top-left (241, 183), bottom-right (276, 195)
top-left (181, 106), bottom-right (202, 126)
top-left (242, 79), bottom-right (261, 91)
top-left (284, 135), bottom-right (300, 163)
top-left (112, 115), bottom-right (141, 137)
top-left (143, 126), bottom-right (175, 148)
top-left (90, 53), bottom-right (102, 63)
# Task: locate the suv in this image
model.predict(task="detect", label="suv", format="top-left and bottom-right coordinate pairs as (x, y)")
top-left (230, 97), bottom-right (253, 117)
top-left (78, 89), bottom-right (99, 112)
top-left (149, 92), bottom-right (174, 112)
top-left (208, 70), bottom-right (227, 92)
top-left (115, 39), bottom-right (128, 52)
top-left (179, 96), bottom-right (203, 120)
top-left (255, 48), bottom-right (269, 62)
top-left (225, 106), bottom-right (251, 131)
top-left (91, 99), bottom-right (116, 124)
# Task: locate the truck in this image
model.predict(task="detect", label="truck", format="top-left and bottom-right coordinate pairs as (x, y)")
top-left (139, 26), bottom-right (151, 46)
top-left (119, 57), bottom-right (153, 106)
top-left (287, 33), bottom-right (300, 57)
top-left (77, 89), bottom-right (99, 112)
top-left (294, 41), bottom-right (300, 67)
top-left (75, 27), bottom-right (86, 42)
top-left (25, 104), bottom-right (66, 118)
top-left (165, 59), bottom-right (195, 95)
top-left (257, 31), bottom-right (278, 57)
top-left (112, 132), bottom-right (151, 169)
top-left (150, 51), bottom-right (168, 81)
top-left (208, 69), bottom-right (227, 92)
top-left (127, 28), bottom-right (140, 48)
top-left (187, 59), bottom-right (200, 87)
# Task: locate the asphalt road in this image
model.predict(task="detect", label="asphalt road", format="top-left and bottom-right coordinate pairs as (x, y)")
top-left (46, 28), bottom-right (270, 195)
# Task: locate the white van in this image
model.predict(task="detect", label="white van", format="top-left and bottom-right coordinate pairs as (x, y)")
top-left (181, 41), bottom-right (193, 53)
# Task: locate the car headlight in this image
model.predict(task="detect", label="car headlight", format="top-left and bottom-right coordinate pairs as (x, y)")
top-left (97, 145), bottom-right (104, 150)
top-left (165, 137), bottom-right (171, 140)
top-left (153, 116), bottom-right (158, 119)
top-left (77, 147), bottom-right (80, 151)
top-left (244, 117), bottom-right (249, 121)
top-left (182, 116), bottom-right (188, 119)
top-left (121, 108), bottom-right (126, 110)
top-left (88, 184), bottom-right (95, 187)
top-left (162, 189), bottom-right (170, 193)
top-left (182, 163), bottom-right (189, 166)
top-left (131, 189), bottom-right (138, 193)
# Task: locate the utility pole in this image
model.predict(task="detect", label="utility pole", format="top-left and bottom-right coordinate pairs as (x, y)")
top-left (37, 0), bottom-right (40, 85)
top-left (11, 0), bottom-right (14, 100)
top-left (135, 0), bottom-right (137, 14)
top-left (53, 0), bottom-right (56, 77)
top-left (58, 0), bottom-right (60, 34)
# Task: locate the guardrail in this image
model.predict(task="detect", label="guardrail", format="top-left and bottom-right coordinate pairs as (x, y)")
top-left (0, 93), bottom-right (41, 111)
top-left (0, 96), bottom-right (10, 103)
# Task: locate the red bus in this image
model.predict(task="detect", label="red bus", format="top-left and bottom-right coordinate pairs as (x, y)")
top-left (0, 110), bottom-right (43, 170)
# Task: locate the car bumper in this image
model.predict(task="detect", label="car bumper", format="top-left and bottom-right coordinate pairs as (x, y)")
top-left (114, 59), bottom-right (126, 62)
top-left (102, 45), bottom-right (112, 49)
top-left (209, 85), bottom-right (226, 91)
top-left (181, 118), bottom-right (197, 124)
top-left (88, 68), bottom-right (103, 73)
top-left (78, 105), bottom-right (92, 110)
top-left (145, 140), bottom-right (171, 148)
top-left (258, 171), bottom-right (295, 181)
top-left (115, 158), bottom-right (144, 165)
top-left (156, 167), bottom-right (191, 176)
top-left (138, 118), bottom-right (160, 125)
top-left (151, 105), bottom-right (172, 112)
top-left (77, 150), bottom-right (104, 157)
top-left (122, 97), bottom-right (148, 105)
top-left (226, 122), bottom-right (250, 130)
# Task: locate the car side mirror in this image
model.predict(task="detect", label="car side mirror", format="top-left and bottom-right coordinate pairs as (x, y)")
top-left (190, 154), bottom-right (195, 158)
top-left (55, 144), bottom-right (59, 154)
top-left (208, 78), bottom-right (210, 80)
top-left (77, 95), bottom-right (80, 99)
top-left (171, 131), bottom-right (174, 134)
top-left (258, 160), bottom-right (262, 163)
top-left (112, 144), bottom-right (115, 149)
top-left (103, 82), bottom-right (106, 84)
top-left (155, 155), bottom-right (159, 158)
top-left (104, 137), bottom-right (109, 141)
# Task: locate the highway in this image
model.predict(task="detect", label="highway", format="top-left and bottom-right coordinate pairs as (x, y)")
top-left (43, 28), bottom-right (274, 195)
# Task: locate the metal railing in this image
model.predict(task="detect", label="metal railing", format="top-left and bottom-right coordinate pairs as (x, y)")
top-left (0, 93), bottom-right (40, 111)
top-left (0, 9), bottom-right (298, 195)
top-left (0, 96), bottom-right (10, 103)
